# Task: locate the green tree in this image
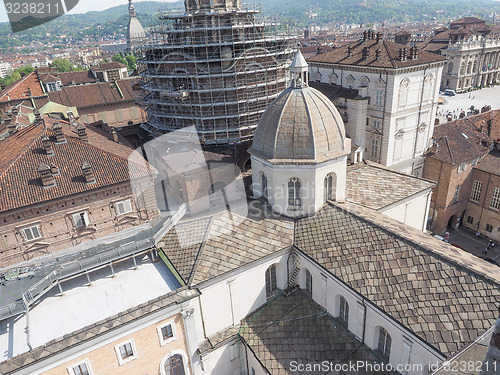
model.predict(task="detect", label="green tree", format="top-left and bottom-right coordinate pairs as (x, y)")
top-left (50, 59), bottom-right (75, 73)
top-left (112, 54), bottom-right (127, 66)
top-left (125, 55), bottom-right (137, 70)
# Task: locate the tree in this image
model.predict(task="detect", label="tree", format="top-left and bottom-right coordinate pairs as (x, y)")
top-left (50, 59), bottom-right (75, 73)
top-left (112, 54), bottom-right (127, 66)
top-left (125, 55), bottom-right (137, 71)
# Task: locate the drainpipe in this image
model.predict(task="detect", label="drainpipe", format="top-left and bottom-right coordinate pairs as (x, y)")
top-left (23, 295), bottom-right (32, 351)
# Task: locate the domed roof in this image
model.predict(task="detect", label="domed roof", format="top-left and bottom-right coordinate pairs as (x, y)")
top-left (250, 86), bottom-right (349, 163)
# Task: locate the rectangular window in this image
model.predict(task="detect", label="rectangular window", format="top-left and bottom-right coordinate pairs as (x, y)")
top-left (375, 88), bottom-right (384, 106)
top-left (458, 162), bottom-right (467, 172)
top-left (339, 296), bottom-right (349, 326)
top-left (467, 216), bottom-right (474, 224)
top-left (115, 340), bottom-right (137, 365)
top-left (373, 120), bottom-right (382, 130)
top-left (72, 212), bottom-right (89, 228)
top-left (68, 360), bottom-right (92, 375)
top-left (370, 138), bottom-right (379, 158)
top-left (470, 180), bottom-right (483, 202)
top-left (453, 185), bottom-right (461, 203)
top-left (115, 199), bottom-right (133, 216)
top-left (490, 187), bottom-right (500, 210)
top-left (486, 224), bottom-right (493, 232)
top-left (378, 327), bottom-right (392, 360)
top-left (157, 321), bottom-right (176, 346)
top-left (22, 225), bottom-right (42, 241)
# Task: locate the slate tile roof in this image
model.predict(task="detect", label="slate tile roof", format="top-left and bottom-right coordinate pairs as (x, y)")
top-left (161, 208), bottom-right (295, 285)
top-left (59, 71), bottom-right (97, 86)
top-left (47, 78), bottom-right (140, 109)
top-left (163, 197), bottom-right (500, 358)
top-left (0, 287), bottom-right (199, 375)
top-left (0, 116), bottom-right (151, 213)
top-left (295, 202), bottom-right (500, 357)
top-left (239, 289), bottom-right (396, 375)
top-left (346, 161), bottom-right (435, 210)
top-left (307, 38), bottom-right (446, 69)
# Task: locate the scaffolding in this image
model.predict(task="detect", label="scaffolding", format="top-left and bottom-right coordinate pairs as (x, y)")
top-left (139, 0), bottom-right (296, 145)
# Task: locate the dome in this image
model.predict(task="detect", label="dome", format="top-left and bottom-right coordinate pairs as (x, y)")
top-left (250, 86), bottom-right (349, 163)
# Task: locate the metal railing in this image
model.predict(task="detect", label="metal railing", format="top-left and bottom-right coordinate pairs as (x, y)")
top-left (0, 204), bottom-right (187, 321)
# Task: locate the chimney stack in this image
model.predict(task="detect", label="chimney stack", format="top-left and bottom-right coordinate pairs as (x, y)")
top-left (67, 111), bottom-right (77, 127)
top-left (362, 47), bottom-right (369, 60)
top-left (50, 163), bottom-right (59, 175)
top-left (376, 32), bottom-right (382, 42)
top-left (399, 48), bottom-right (408, 62)
top-left (347, 46), bottom-right (352, 57)
top-left (38, 163), bottom-right (56, 188)
top-left (375, 49), bottom-right (381, 61)
top-left (410, 46), bottom-right (418, 60)
top-left (11, 107), bottom-right (19, 116)
top-left (76, 123), bottom-right (89, 142)
top-left (82, 161), bottom-right (96, 184)
top-left (52, 122), bottom-right (66, 143)
top-left (111, 128), bottom-right (119, 143)
top-left (4, 114), bottom-right (16, 136)
top-left (34, 109), bottom-right (42, 123)
top-left (41, 135), bottom-right (54, 156)
top-left (363, 30), bottom-right (368, 41)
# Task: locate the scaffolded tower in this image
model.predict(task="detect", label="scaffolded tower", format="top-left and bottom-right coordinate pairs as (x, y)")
top-left (140, 0), bottom-right (296, 146)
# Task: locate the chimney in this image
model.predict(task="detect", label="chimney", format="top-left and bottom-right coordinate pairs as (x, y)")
top-left (375, 49), bottom-right (381, 61)
top-left (111, 128), bottom-right (119, 143)
top-left (363, 30), bottom-right (368, 41)
top-left (376, 32), bottom-right (382, 42)
top-left (410, 46), bottom-right (418, 60)
top-left (11, 107), bottom-right (19, 116)
top-left (41, 135), bottom-right (54, 156)
top-left (4, 115), bottom-right (16, 136)
top-left (34, 109), bottom-right (42, 123)
top-left (76, 123), bottom-right (88, 142)
top-left (67, 111), bottom-right (77, 127)
top-left (347, 46), bottom-right (352, 57)
top-left (50, 163), bottom-right (59, 175)
top-left (399, 48), bottom-right (408, 62)
top-left (362, 47), bottom-right (369, 60)
top-left (52, 122), bottom-right (66, 143)
top-left (38, 163), bottom-right (56, 188)
top-left (82, 161), bottom-right (96, 184)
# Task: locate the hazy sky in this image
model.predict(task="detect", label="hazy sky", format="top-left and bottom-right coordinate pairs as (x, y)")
top-left (0, 0), bottom-right (176, 23)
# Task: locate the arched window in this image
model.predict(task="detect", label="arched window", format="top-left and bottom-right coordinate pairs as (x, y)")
top-left (339, 296), bottom-right (349, 326)
top-left (377, 327), bottom-right (392, 360)
top-left (467, 61), bottom-right (472, 75)
top-left (329, 73), bottom-right (338, 85)
top-left (261, 173), bottom-right (268, 200)
top-left (288, 178), bottom-right (302, 208)
top-left (360, 76), bottom-right (370, 87)
top-left (160, 352), bottom-right (188, 375)
top-left (423, 74), bottom-right (434, 101)
top-left (398, 78), bottom-right (409, 107)
top-left (305, 269), bottom-right (312, 295)
top-left (324, 173), bottom-right (336, 202)
top-left (265, 264), bottom-right (277, 298)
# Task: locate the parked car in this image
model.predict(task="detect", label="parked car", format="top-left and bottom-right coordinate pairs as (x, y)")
top-left (444, 89), bottom-right (456, 96)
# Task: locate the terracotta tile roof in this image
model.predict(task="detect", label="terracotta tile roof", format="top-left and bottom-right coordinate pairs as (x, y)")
top-left (475, 149), bottom-right (500, 176)
top-left (0, 287), bottom-right (199, 375)
top-left (451, 17), bottom-right (485, 26)
top-left (0, 72), bottom-right (45, 103)
top-left (239, 289), bottom-right (396, 375)
top-left (47, 79), bottom-right (139, 109)
top-left (346, 161), bottom-right (435, 210)
top-left (161, 208), bottom-right (295, 285)
top-left (59, 71), bottom-right (97, 86)
top-left (295, 202), bottom-right (500, 357)
top-left (0, 116), bottom-right (151, 213)
top-left (307, 38), bottom-right (446, 69)
top-left (427, 119), bottom-right (489, 164)
top-left (90, 62), bottom-right (127, 71)
top-left (38, 73), bottom-right (60, 83)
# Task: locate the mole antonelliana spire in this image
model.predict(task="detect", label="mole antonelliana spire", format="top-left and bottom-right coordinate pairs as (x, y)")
top-left (127, 0), bottom-right (147, 52)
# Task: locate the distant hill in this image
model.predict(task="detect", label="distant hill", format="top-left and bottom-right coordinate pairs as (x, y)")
top-left (2, 0), bottom-right (500, 52)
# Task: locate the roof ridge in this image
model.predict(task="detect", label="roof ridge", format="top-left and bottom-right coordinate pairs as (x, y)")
top-left (188, 216), bottom-right (215, 286)
top-left (382, 40), bottom-right (397, 69)
top-left (443, 136), bottom-right (455, 164)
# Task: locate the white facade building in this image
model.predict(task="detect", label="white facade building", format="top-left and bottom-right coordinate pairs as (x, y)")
top-left (0, 62), bottom-right (12, 79)
top-left (308, 30), bottom-right (446, 176)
